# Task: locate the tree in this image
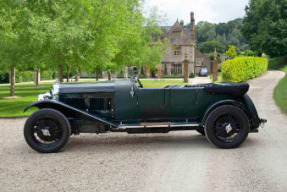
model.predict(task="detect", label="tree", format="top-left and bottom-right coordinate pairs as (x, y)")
top-left (199, 41), bottom-right (225, 53)
top-left (193, 18), bottom-right (249, 53)
top-left (262, 19), bottom-right (287, 57)
top-left (0, 0), bottom-right (30, 96)
top-left (196, 21), bottom-right (216, 44)
top-left (242, 0), bottom-right (287, 57)
top-left (0, 0), bottom-right (166, 92)
top-left (25, 0), bottom-right (93, 82)
top-left (226, 45), bottom-right (237, 58)
top-left (216, 23), bottom-right (229, 36)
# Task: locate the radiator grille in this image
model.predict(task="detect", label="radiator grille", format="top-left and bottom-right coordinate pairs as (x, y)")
top-left (90, 97), bottom-right (112, 111)
top-left (65, 98), bottom-right (86, 110)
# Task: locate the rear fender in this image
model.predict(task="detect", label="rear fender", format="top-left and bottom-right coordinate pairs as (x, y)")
top-left (242, 94), bottom-right (260, 129)
top-left (201, 99), bottom-right (249, 126)
top-left (24, 100), bottom-right (116, 127)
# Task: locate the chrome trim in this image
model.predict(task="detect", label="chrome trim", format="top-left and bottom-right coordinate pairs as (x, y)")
top-left (117, 123), bottom-right (200, 129)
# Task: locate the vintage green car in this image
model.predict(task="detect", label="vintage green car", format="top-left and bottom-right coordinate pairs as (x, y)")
top-left (24, 67), bottom-right (266, 153)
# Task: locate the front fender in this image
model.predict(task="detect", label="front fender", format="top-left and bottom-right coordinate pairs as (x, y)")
top-left (24, 100), bottom-right (116, 127)
top-left (24, 100), bottom-right (54, 112)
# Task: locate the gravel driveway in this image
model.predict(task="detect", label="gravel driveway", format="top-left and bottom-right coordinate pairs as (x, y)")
top-left (0, 70), bottom-right (286, 192)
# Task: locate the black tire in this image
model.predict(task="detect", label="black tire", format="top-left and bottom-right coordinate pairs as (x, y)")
top-left (24, 109), bottom-right (71, 153)
top-left (204, 105), bottom-right (249, 148)
top-left (196, 128), bottom-right (205, 136)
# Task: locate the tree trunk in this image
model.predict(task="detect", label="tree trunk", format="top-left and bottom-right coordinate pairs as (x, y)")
top-left (108, 72), bottom-right (111, 81)
top-left (96, 72), bottom-right (99, 81)
top-left (10, 67), bottom-right (15, 96)
top-left (75, 68), bottom-right (80, 82)
top-left (35, 69), bottom-right (40, 86)
top-left (58, 64), bottom-right (63, 82)
top-left (9, 70), bottom-right (11, 83)
top-left (66, 66), bottom-right (70, 82)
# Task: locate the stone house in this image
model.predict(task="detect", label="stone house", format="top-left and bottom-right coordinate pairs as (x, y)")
top-left (160, 12), bottom-right (211, 76)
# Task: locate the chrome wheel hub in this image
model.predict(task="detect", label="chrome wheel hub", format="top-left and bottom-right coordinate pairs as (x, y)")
top-left (42, 128), bottom-right (51, 137)
top-left (225, 123), bottom-right (232, 134)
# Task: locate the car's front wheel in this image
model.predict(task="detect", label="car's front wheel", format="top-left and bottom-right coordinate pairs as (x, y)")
top-left (24, 109), bottom-right (71, 153)
top-left (204, 105), bottom-right (249, 148)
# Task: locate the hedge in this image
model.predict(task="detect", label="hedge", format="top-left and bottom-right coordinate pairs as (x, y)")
top-left (0, 71), bottom-right (55, 84)
top-left (0, 73), bottom-right (9, 83)
top-left (41, 71), bottom-right (54, 80)
top-left (16, 71), bottom-right (34, 83)
top-left (222, 57), bottom-right (268, 82)
top-left (162, 76), bottom-right (184, 79)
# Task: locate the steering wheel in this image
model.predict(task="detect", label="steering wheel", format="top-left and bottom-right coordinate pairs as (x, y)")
top-left (137, 77), bottom-right (143, 88)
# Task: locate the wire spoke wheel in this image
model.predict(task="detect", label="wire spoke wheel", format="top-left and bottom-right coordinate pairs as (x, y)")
top-left (32, 117), bottom-right (63, 147)
top-left (213, 114), bottom-right (242, 143)
top-left (205, 105), bottom-right (249, 148)
top-left (24, 109), bottom-right (71, 153)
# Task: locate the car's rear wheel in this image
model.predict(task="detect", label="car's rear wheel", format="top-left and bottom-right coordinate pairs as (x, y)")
top-left (204, 105), bottom-right (249, 148)
top-left (24, 109), bottom-right (71, 153)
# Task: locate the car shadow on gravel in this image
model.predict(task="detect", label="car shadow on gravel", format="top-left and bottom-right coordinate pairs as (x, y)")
top-left (64, 133), bottom-right (212, 152)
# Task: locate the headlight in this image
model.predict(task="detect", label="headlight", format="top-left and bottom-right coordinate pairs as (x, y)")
top-left (38, 92), bottom-right (52, 101)
top-left (38, 82), bottom-right (60, 101)
top-left (51, 84), bottom-right (60, 100)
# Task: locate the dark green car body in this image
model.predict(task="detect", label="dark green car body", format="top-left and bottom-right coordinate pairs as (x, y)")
top-left (23, 67), bottom-right (266, 152)
top-left (25, 78), bottom-right (261, 133)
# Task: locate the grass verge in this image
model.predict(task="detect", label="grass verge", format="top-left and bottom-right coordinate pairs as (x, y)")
top-left (0, 79), bottom-right (187, 117)
top-left (268, 55), bottom-right (287, 114)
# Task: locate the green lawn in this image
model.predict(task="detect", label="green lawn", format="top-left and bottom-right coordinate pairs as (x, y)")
top-left (141, 79), bottom-right (187, 88)
top-left (0, 83), bottom-right (54, 117)
top-left (0, 79), bottom-right (187, 117)
top-left (268, 55), bottom-right (287, 114)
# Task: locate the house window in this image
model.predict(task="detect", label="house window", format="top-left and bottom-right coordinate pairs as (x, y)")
top-left (171, 63), bottom-right (182, 75)
top-left (173, 32), bottom-right (181, 39)
top-left (173, 46), bottom-right (181, 56)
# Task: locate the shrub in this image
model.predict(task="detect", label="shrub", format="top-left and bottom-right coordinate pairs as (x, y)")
top-left (225, 45), bottom-right (237, 58)
top-left (245, 50), bottom-right (255, 56)
top-left (0, 72), bottom-right (9, 83)
top-left (222, 57), bottom-right (268, 82)
top-left (63, 72), bottom-right (76, 78)
top-left (16, 71), bottom-right (34, 83)
top-left (41, 71), bottom-right (54, 80)
top-left (189, 72), bottom-right (195, 78)
top-left (162, 76), bottom-right (184, 79)
top-left (138, 75), bottom-right (146, 78)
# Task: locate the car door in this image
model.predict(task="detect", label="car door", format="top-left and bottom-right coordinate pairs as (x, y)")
top-left (137, 88), bottom-right (167, 119)
top-left (169, 88), bottom-right (198, 117)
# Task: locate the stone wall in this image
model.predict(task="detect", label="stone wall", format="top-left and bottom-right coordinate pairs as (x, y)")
top-left (195, 50), bottom-right (212, 75)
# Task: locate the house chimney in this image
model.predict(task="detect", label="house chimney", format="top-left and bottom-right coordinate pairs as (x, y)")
top-left (190, 12), bottom-right (196, 38)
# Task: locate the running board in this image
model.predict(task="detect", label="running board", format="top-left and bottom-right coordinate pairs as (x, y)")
top-left (116, 122), bottom-right (200, 129)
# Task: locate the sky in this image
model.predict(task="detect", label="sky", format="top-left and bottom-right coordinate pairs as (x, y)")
top-left (144, 0), bottom-right (250, 25)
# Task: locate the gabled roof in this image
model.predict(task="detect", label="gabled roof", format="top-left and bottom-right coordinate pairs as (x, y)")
top-left (161, 26), bottom-right (191, 36)
top-left (161, 20), bottom-right (192, 37)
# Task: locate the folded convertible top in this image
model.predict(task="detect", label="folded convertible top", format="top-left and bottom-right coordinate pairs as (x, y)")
top-left (204, 81), bottom-right (249, 98)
